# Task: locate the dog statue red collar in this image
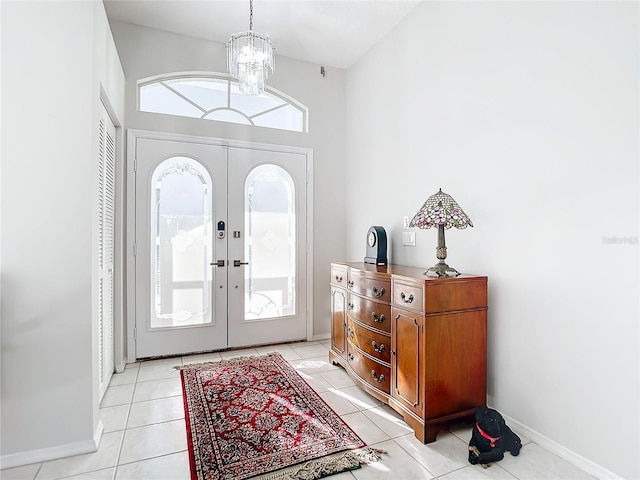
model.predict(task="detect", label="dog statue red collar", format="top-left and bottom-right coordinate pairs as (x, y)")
top-left (476, 423), bottom-right (500, 447)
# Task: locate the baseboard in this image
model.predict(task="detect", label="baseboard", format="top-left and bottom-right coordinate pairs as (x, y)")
top-left (312, 333), bottom-right (330, 341)
top-left (0, 422), bottom-right (104, 470)
top-left (114, 361), bottom-right (126, 374)
top-left (500, 413), bottom-right (622, 480)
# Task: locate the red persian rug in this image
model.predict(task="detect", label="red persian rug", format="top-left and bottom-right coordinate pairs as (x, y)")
top-left (179, 352), bottom-right (382, 480)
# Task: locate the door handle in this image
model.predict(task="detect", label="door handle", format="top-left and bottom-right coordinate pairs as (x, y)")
top-left (210, 260), bottom-right (226, 267)
top-left (233, 260), bottom-right (249, 267)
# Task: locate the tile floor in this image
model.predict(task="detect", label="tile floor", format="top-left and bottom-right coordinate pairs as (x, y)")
top-left (2, 340), bottom-right (596, 480)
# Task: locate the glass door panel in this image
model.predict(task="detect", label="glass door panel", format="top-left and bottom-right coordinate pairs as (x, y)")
top-left (151, 158), bottom-right (213, 328)
top-left (244, 165), bottom-right (296, 320)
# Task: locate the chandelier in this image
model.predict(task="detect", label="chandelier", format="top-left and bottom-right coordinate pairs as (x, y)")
top-left (226, 0), bottom-right (275, 95)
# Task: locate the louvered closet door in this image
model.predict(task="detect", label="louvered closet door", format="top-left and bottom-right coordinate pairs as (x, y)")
top-left (98, 101), bottom-right (116, 400)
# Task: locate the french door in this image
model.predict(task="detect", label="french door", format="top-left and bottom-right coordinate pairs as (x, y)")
top-left (227, 147), bottom-right (307, 348)
top-left (133, 136), bottom-right (308, 358)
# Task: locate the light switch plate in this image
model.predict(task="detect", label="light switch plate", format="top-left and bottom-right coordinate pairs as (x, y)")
top-left (402, 231), bottom-right (416, 246)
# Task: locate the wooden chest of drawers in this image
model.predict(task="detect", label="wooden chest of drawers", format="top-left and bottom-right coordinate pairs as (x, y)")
top-left (329, 262), bottom-right (488, 443)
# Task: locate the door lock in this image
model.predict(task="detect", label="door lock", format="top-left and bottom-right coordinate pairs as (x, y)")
top-left (210, 260), bottom-right (226, 267)
top-left (233, 260), bottom-right (249, 267)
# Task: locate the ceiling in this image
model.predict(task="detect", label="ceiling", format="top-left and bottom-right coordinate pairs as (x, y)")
top-left (103, 0), bottom-right (421, 70)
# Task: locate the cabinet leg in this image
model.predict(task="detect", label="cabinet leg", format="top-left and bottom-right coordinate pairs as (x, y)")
top-left (328, 351), bottom-right (346, 369)
top-left (424, 425), bottom-right (440, 444)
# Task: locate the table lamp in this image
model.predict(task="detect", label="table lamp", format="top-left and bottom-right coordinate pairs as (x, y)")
top-left (409, 188), bottom-right (473, 277)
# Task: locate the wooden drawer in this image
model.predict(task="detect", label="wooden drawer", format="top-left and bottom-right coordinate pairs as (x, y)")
top-left (347, 341), bottom-right (390, 394)
top-left (347, 318), bottom-right (391, 364)
top-left (347, 293), bottom-right (391, 333)
top-left (424, 278), bottom-right (487, 313)
top-left (348, 269), bottom-right (391, 303)
top-left (392, 277), bottom-right (424, 312)
top-left (331, 263), bottom-right (348, 287)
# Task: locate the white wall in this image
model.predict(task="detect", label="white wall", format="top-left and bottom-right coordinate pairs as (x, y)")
top-left (108, 21), bottom-right (348, 340)
top-left (1, 0), bottom-right (125, 466)
top-left (346, 2), bottom-right (638, 479)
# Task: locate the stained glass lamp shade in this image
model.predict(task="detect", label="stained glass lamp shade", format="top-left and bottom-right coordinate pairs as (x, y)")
top-left (409, 188), bottom-right (473, 277)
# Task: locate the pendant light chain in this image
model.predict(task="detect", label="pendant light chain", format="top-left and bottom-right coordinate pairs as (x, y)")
top-left (249, 0), bottom-right (253, 31)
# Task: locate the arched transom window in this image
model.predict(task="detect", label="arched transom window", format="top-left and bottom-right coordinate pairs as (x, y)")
top-left (138, 73), bottom-right (308, 133)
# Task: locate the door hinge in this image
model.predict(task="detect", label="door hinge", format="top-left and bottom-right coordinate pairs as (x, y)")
top-left (134, 326), bottom-right (137, 340)
top-left (133, 244), bottom-right (137, 256)
top-left (133, 158), bottom-right (137, 172)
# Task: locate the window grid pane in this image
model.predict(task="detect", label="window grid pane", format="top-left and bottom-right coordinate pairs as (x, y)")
top-left (140, 83), bottom-right (204, 118)
top-left (163, 78), bottom-right (227, 111)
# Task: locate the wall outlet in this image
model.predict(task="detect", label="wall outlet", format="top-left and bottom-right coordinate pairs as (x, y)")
top-left (403, 215), bottom-right (410, 229)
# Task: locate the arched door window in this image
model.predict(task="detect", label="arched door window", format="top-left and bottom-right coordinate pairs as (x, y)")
top-left (150, 157), bottom-right (213, 328)
top-left (244, 164), bottom-right (296, 319)
top-left (138, 74), bottom-right (308, 132)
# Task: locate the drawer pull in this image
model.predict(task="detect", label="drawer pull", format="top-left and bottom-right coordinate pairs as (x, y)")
top-left (371, 341), bottom-right (386, 353)
top-left (348, 302), bottom-right (354, 310)
top-left (348, 353), bottom-right (354, 361)
top-left (347, 327), bottom-right (354, 337)
top-left (335, 275), bottom-right (343, 283)
top-left (371, 312), bottom-right (385, 323)
top-left (400, 292), bottom-right (414, 304)
top-left (371, 370), bottom-right (385, 383)
top-left (372, 286), bottom-right (385, 297)
top-left (347, 280), bottom-right (354, 288)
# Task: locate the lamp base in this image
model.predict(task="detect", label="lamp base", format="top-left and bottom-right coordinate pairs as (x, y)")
top-left (424, 262), bottom-right (461, 278)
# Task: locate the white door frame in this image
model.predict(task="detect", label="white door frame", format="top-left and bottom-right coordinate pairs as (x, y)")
top-left (126, 129), bottom-right (314, 361)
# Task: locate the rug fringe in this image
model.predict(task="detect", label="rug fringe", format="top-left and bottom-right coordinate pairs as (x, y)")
top-left (175, 352), bottom-right (281, 371)
top-left (253, 447), bottom-right (385, 480)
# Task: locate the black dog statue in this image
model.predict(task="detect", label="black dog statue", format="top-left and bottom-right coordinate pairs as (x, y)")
top-left (468, 407), bottom-right (522, 468)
